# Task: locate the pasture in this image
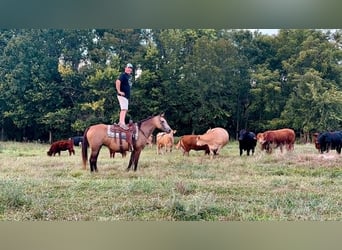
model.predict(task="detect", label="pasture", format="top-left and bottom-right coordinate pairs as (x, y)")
top-left (0, 141), bottom-right (341, 221)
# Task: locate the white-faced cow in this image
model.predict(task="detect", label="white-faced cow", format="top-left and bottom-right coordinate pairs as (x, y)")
top-left (156, 130), bottom-right (177, 154)
top-left (196, 127), bottom-right (229, 159)
top-left (176, 134), bottom-right (210, 156)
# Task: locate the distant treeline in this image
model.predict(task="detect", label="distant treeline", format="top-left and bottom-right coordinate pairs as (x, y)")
top-left (0, 29), bottom-right (341, 142)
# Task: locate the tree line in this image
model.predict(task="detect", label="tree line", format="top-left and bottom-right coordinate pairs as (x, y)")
top-left (0, 29), bottom-right (341, 143)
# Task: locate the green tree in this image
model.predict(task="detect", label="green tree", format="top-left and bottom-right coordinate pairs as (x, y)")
top-left (279, 30), bottom-right (342, 134)
top-left (0, 30), bottom-right (63, 140)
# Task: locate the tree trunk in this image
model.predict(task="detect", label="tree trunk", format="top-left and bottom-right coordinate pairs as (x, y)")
top-left (49, 131), bottom-right (52, 144)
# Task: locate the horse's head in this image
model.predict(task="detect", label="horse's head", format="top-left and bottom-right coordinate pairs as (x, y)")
top-left (157, 113), bottom-right (172, 133)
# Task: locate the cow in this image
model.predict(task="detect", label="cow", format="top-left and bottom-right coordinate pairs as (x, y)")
top-left (109, 149), bottom-right (127, 158)
top-left (175, 135), bottom-right (210, 156)
top-left (146, 134), bottom-right (154, 148)
top-left (47, 139), bottom-right (75, 156)
top-left (315, 131), bottom-right (342, 154)
top-left (70, 136), bottom-right (83, 146)
top-left (238, 129), bottom-right (257, 156)
top-left (109, 135), bottom-right (154, 158)
top-left (257, 128), bottom-right (295, 154)
top-left (196, 127), bottom-right (229, 159)
top-left (312, 132), bottom-right (321, 152)
top-left (156, 130), bottom-right (177, 154)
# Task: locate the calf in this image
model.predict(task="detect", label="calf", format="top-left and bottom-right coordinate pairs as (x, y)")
top-left (156, 130), bottom-right (177, 154)
top-left (238, 129), bottom-right (257, 156)
top-left (176, 135), bottom-right (210, 156)
top-left (47, 139), bottom-right (75, 156)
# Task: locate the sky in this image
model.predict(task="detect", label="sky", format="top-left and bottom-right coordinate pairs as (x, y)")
top-left (249, 29), bottom-right (279, 35)
top-left (251, 29), bottom-right (338, 36)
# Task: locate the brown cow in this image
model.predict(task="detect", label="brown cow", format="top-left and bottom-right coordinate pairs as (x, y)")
top-left (47, 139), bottom-right (75, 156)
top-left (312, 132), bottom-right (320, 152)
top-left (196, 127), bottom-right (229, 159)
top-left (176, 135), bottom-right (210, 156)
top-left (156, 130), bottom-right (177, 154)
top-left (257, 128), bottom-right (295, 154)
top-left (109, 149), bottom-right (127, 158)
top-left (109, 134), bottom-right (153, 158)
top-left (146, 134), bottom-right (154, 148)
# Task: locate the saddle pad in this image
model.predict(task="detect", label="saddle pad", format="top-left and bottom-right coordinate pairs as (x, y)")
top-left (107, 126), bottom-right (127, 139)
top-left (107, 124), bottom-right (139, 140)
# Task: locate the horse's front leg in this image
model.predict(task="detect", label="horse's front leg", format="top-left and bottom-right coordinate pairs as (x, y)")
top-left (133, 149), bottom-right (142, 171)
top-left (127, 151), bottom-right (135, 171)
top-left (126, 149), bottom-right (142, 171)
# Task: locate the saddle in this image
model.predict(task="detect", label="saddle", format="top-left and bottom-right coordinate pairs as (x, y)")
top-left (108, 121), bottom-right (137, 152)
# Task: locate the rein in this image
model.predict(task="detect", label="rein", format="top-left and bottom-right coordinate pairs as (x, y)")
top-left (138, 126), bottom-right (150, 140)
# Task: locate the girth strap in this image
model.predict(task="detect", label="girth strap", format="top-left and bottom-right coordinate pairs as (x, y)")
top-left (119, 131), bottom-right (124, 153)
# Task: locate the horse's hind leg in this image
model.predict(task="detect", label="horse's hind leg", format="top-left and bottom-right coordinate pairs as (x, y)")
top-left (89, 157), bottom-right (97, 172)
top-left (89, 146), bottom-right (101, 172)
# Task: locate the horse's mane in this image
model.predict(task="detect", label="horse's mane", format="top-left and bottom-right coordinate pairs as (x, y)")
top-left (137, 115), bottom-right (153, 124)
top-left (136, 113), bottom-right (163, 128)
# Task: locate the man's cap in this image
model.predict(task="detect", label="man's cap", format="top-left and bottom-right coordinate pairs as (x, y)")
top-left (126, 63), bottom-right (133, 68)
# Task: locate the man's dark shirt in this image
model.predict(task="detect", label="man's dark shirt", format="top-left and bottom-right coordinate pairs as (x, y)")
top-left (117, 73), bottom-right (132, 99)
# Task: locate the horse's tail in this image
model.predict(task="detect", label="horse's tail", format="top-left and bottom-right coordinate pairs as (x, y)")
top-left (82, 127), bottom-right (90, 170)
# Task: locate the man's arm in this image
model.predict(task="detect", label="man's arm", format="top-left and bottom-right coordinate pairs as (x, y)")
top-left (116, 79), bottom-right (124, 96)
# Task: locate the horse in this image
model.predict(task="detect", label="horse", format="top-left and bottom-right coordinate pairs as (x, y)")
top-left (82, 113), bottom-right (172, 172)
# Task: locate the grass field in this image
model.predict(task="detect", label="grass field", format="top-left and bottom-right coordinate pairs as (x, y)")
top-left (0, 140), bottom-right (341, 221)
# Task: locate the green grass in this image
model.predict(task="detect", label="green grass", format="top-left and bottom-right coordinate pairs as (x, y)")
top-left (0, 141), bottom-right (341, 221)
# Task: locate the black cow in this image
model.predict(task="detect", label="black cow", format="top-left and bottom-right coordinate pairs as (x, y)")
top-left (238, 129), bottom-right (257, 156)
top-left (70, 136), bottom-right (83, 146)
top-left (317, 131), bottom-right (342, 154)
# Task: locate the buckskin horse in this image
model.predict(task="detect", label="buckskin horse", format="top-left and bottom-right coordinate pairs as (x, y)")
top-left (82, 113), bottom-right (172, 172)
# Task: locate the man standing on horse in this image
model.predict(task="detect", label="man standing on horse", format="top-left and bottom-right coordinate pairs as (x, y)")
top-left (115, 63), bottom-right (133, 130)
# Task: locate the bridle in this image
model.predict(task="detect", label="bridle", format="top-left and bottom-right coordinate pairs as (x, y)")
top-left (137, 115), bottom-right (166, 140)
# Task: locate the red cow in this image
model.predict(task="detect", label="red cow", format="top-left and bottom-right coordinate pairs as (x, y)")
top-left (109, 149), bottom-right (127, 158)
top-left (312, 132), bottom-right (320, 152)
top-left (176, 135), bottom-right (210, 156)
top-left (257, 128), bottom-right (295, 154)
top-left (47, 139), bottom-right (75, 156)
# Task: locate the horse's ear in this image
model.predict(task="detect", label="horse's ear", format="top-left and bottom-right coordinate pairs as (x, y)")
top-left (160, 112), bottom-right (165, 117)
